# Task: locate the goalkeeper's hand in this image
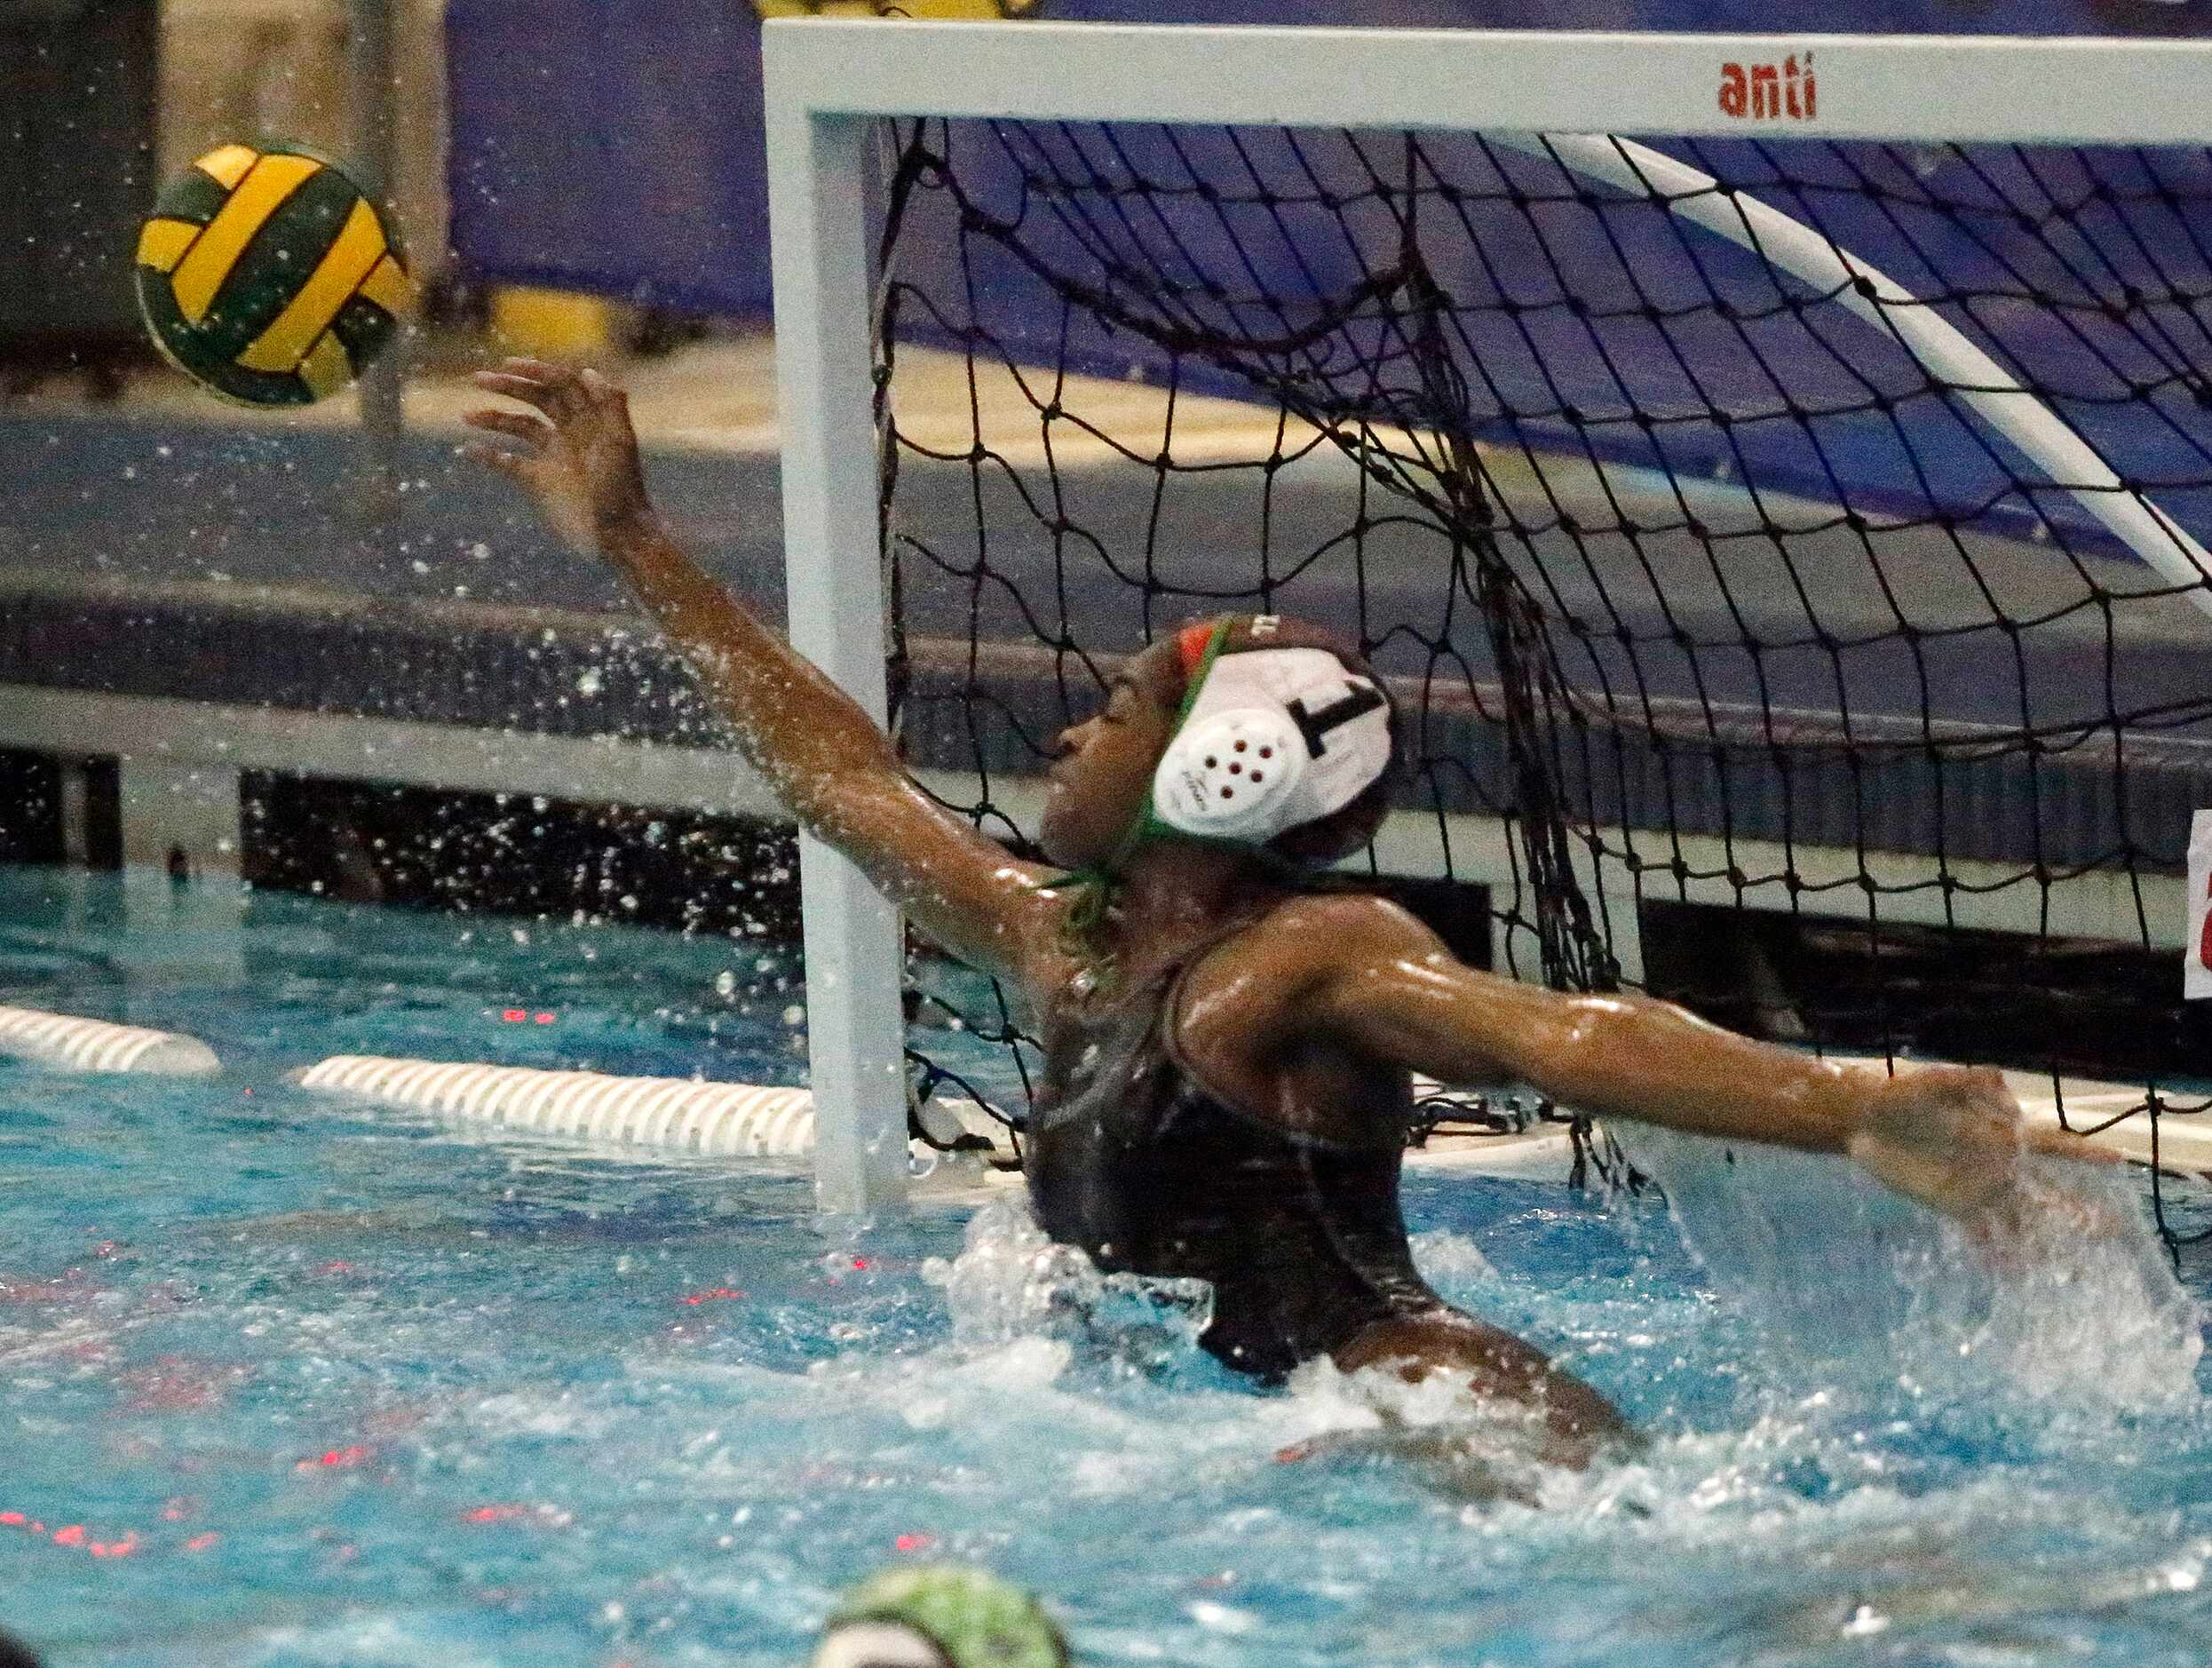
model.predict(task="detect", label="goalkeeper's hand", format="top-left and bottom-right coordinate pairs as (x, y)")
top-left (463, 358), bottom-right (654, 554)
top-left (1846, 1064), bottom-right (2122, 1240)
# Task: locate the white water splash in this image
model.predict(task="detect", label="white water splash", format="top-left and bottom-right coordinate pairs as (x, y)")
top-left (1408, 1227), bottom-right (1498, 1286)
top-left (905, 1200), bottom-right (1576, 1494)
top-left (921, 1196), bottom-right (1213, 1372)
top-left (1611, 1124), bottom-right (2204, 1410)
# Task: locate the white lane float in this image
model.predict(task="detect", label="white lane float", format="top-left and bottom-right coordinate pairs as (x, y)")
top-left (295, 1056), bottom-right (1593, 1195)
top-left (0, 1005), bottom-right (221, 1076)
top-left (296, 1054), bottom-right (991, 1162)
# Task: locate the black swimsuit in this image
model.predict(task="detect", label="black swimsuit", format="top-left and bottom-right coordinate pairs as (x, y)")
top-left (1023, 919), bottom-right (1447, 1381)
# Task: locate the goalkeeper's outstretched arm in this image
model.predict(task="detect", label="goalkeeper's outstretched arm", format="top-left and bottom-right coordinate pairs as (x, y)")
top-left (1192, 894), bottom-right (2114, 1234)
top-left (463, 359), bottom-right (1065, 987)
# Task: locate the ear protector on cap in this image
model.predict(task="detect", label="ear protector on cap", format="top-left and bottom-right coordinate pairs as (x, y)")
top-left (1147, 618), bottom-right (1393, 846)
top-left (1154, 704), bottom-right (1310, 840)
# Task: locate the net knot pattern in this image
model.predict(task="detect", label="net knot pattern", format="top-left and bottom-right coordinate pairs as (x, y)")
top-left (873, 117), bottom-right (2212, 1250)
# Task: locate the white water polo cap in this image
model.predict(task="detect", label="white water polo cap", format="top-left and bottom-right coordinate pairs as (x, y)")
top-left (1150, 616), bottom-right (1394, 845)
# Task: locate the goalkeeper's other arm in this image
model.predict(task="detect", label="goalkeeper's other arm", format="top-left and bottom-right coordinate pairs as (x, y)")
top-left (462, 360), bottom-right (1065, 986)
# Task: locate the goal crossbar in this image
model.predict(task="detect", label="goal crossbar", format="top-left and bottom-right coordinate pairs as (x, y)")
top-left (765, 21), bottom-right (2212, 144)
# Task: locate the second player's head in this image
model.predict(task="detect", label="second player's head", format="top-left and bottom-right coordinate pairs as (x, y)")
top-left (1039, 614), bottom-right (1398, 873)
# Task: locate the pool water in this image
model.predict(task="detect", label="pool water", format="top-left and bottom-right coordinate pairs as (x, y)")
top-left (2, 869), bottom-right (2209, 1667)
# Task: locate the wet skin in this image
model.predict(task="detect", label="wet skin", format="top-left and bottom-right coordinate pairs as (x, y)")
top-left (466, 361), bottom-right (2121, 1465)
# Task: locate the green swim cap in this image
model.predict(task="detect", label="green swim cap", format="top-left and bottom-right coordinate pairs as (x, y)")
top-left (811, 1564), bottom-right (1071, 1668)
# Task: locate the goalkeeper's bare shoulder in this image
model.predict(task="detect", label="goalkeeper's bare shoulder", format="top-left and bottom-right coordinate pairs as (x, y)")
top-left (462, 361), bottom-right (2120, 1249)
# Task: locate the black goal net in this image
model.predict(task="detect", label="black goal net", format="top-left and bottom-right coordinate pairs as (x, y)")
top-left (869, 115), bottom-right (2212, 1246)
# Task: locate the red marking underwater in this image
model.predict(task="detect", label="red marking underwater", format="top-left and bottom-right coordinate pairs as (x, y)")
top-left (297, 1444), bottom-right (373, 1473)
top-left (463, 1502), bottom-right (572, 1529)
top-left (3, 1513), bottom-right (144, 1559)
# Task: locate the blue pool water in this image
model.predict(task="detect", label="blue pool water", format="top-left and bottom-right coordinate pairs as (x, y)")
top-left (3, 868), bottom-right (2210, 1667)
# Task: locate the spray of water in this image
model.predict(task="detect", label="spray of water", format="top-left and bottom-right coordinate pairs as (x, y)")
top-left (921, 1197), bottom-right (1213, 1376)
top-left (1610, 1124), bottom-right (2205, 1412)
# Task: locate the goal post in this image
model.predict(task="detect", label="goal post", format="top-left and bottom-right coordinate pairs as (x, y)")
top-left (765, 83), bottom-right (908, 1213)
top-left (764, 18), bottom-right (2212, 1219)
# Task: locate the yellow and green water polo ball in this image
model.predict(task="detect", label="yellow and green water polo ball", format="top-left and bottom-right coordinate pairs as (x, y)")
top-left (135, 144), bottom-right (412, 406)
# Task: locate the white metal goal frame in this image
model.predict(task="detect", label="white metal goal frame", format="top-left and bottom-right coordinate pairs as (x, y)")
top-left (763, 18), bottom-right (2212, 1212)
